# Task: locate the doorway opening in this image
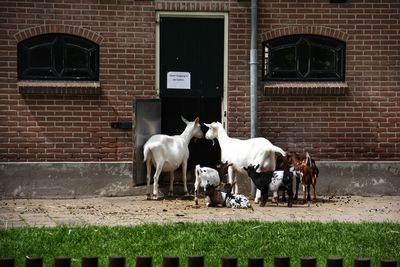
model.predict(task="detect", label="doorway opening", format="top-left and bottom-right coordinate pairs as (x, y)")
top-left (161, 97), bottom-right (221, 170)
top-left (158, 14), bottom-right (227, 171)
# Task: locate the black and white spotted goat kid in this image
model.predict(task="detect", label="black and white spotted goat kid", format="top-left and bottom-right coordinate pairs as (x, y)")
top-left (205, 182), bottom-right (252, 209)
top-left (243, 164), bottom-right (294, 207)
top-left (223, 183), bottom-right (252, 209)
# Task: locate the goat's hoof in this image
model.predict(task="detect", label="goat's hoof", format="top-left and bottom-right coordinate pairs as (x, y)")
top-left (259, 202), bottom-right (266, 207)
top-left (150, 194), bottom-right (161, 200)
top-left (146, 194), bottom-right (160, 200)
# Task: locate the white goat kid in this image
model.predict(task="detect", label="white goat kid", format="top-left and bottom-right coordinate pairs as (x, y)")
top-left (143, 116), bottom-right (203, 199)
top-left (194, 164), bottom-right (220, 206)
top-left (204, 121), bottom-right (286, 203)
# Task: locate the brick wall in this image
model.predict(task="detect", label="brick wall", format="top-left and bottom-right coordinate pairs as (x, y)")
top-left (255, 0), bottom-right (400, 160)
top-left (0, 0), bottom-right (399, 163)
top-left (0, 0), bottom-right (156, 161)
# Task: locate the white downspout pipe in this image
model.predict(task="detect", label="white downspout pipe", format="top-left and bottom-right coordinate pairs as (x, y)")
top-left (250, 0), bottom-right (258, 197)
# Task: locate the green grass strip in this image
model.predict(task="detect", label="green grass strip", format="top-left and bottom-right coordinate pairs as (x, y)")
top-left (1, 221), bottom-right (399, 267)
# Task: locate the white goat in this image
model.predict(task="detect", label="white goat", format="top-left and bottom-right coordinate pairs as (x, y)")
top-left (143, 116), bottom-right (203, 199)
top-left (204, 121), bottom-right (286, 203)
top-left (194, 165), bottom-right (220, 206)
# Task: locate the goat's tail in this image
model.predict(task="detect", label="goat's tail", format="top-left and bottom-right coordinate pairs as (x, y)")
top-left (305, 152), bottom-right (312, 166)
top-left (143, 145), bottom-right (151, 162)
top-left (195, 164), bottom-right (201, 178)
top-left (272, 145), bottom-right (286, 157)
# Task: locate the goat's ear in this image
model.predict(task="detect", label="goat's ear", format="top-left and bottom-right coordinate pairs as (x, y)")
top-left (181, 116), bottom-right (189, 124)
top-left (243, 167), bottom-right (247, 171)
top-left (194, 117), bottom-right (200, 124)
top-left (204, 123), bottom-right (211, 128)
top-left (224, 160), bottom-right (231, 166)
top-left (255, 164), bottom-right (260, 170)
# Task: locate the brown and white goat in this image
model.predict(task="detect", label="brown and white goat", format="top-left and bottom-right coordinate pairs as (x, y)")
top-left (297, 152), bottom-right (319, 206)
top-left (276, 152), bottom-right (319, 205)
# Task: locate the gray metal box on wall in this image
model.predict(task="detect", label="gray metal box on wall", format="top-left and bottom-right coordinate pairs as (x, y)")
top-left (133, 99), bottom-right (161, 186)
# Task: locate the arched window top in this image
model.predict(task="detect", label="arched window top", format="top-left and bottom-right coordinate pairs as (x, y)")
top-left (263, 34), bottom-right (345, 81)
top-left (18, 33), bottom-right (99, 81)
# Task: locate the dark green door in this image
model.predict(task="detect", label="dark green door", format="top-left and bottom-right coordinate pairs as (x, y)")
top-left (159, 16), bottom-right (224, 169)
top-left (160, 17), bottom-right (224, 98)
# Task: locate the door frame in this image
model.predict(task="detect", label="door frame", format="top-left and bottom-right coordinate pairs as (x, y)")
top-left (156, 12), bottom-right (228, 127)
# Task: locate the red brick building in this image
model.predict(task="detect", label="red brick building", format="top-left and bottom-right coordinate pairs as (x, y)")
top-left (1, 0), bottom-right (399, 198)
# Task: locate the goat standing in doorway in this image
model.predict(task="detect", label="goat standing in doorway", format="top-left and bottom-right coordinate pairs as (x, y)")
top-left (143, 116), bottom-right (203, 199)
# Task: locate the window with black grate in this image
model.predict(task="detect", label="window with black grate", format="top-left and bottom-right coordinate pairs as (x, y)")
top-left (18, 34), bottom-right (99, 81)
top-left (263, 34), bottom-right (345, 81)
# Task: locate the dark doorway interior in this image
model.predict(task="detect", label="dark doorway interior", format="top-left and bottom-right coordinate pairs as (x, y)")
top-left (159, 16), bottom-right (225, 171)
top-left (161, 97), bottom-right (221, 170)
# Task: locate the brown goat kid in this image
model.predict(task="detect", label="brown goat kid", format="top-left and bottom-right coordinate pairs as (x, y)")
top-left (204, 183), bottom-right (225, 207)
top-left (216, 161), bottom-right (233, 184)
top-left (276, 152), bottom-right (319, 206)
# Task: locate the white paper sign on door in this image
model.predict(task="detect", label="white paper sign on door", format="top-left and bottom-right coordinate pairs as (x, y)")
top-left (167, 71), bottom-right (191, 89)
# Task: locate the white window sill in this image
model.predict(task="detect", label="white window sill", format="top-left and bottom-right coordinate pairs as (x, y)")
top-left (263, 81), bottom-right (348, 96)
top-left (18, 80), bottom-right (101, 95)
